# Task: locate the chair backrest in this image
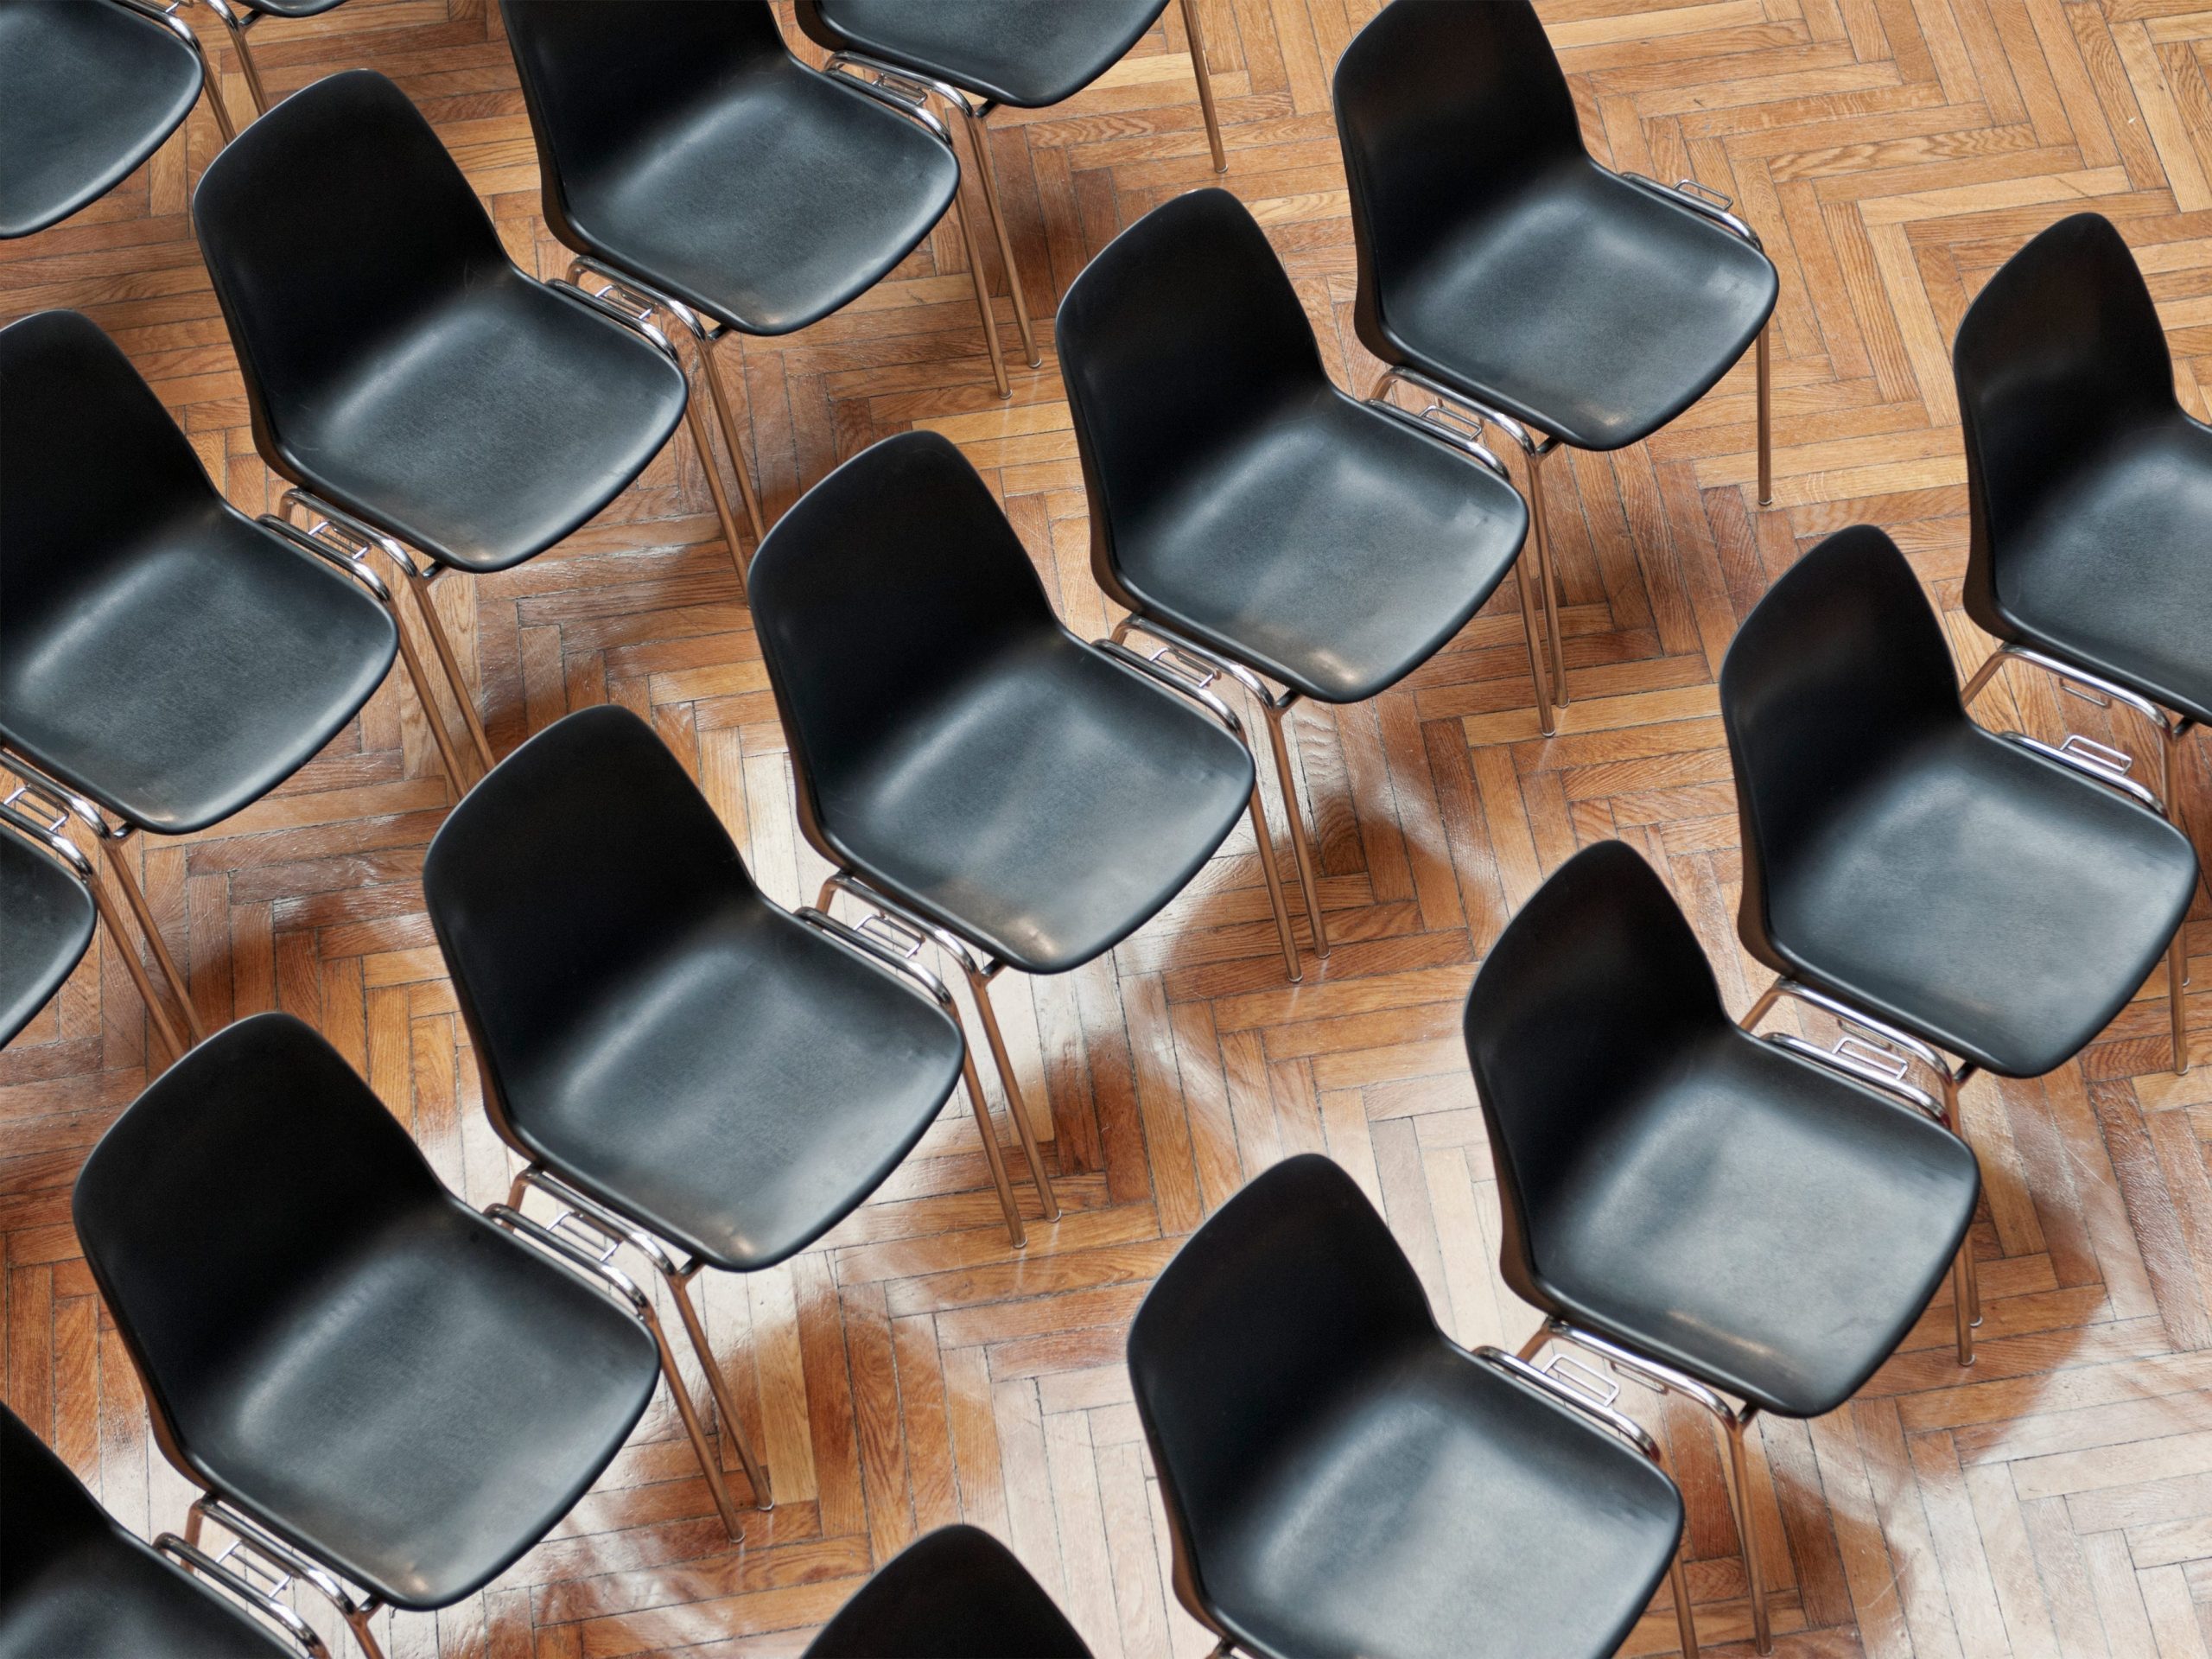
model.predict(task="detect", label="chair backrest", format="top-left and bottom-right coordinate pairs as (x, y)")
top-left (747, 430), bottom-right (1065, 852)
top-left (499, 0), bottom-right (792, 245)
top-left (1055, 188), bottom-right (1330, 602)
top-left (0, 1402), bottom-right (110, 1587)
top-left (1333, 0), bottom-right (1585, 325)
top-left (1462, 840), bottom-right (1726, 1296)
top-left (72, 1014), bottom-right (454, 1454)
top-left (1719, 524), bottom-right (1962, 938)
top-left (423, 703), bottom-right (767, 1123)
top-left (192, 70), bottom-right (516, 454)
top-left (0, 309), bottom-right (219, 631)
top-left (1127, 1155), bottom-right (1435, 1585)
top-left (804, 1525), bottom-right (1092, 1659)
top-left (1952, 212), bottom-right (2177, 632)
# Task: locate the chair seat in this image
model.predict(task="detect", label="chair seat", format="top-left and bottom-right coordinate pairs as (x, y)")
top-left (0, 0), bottom-right (203, 239)
top-left (0, 505), bottom-right (397, 834)
top-left (556, 64), bottom-right (957, 337)
top-left (0, 1533), bottom-right (295, 1659)
top-left (191, 1199), bottom-right (658, 1610)
top-left (1370, 161), bottom-right (1776, 453)
top-left (826, 637), bottom-right (1255, 975)
top-left (800, 0), bottom-right (1169, 109)
top-left (1537, 1029), bottom-right (1979, 1417)
top-left (1210, 1342), bottom-right (1681, 1659)
top-left (270, 275), bottom-right (687, 574)
top-left (1116, 386), bottom-right (1529, 703)
top-left (0, 832), bottom-right (93, 1050)
top-left (804, 1525), bottom-right (1091, 1659)
top-left (506, 903), bottom-right (965, 1272)
top-left (1989, 411), bottom-right (2212, 727)
top-left (1765, 724), bottom-right (2197, 1077)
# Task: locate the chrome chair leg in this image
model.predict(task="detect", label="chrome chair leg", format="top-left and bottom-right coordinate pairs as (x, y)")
top-left (956, 104), bottom-right (1039, 369)
top-left (665, 1262), bottom-right (773, 1509)
top-left (98, 834), bottom-right (207, 1046)
top-left (1513, 544), bottom-right (1557, 737)
top-left (1720, 1411), bottom-right (1773, 1656)
top-left (1178, 0), bottom-right (1229, 175)
top-left (2166, 722), bottom-right (2193, 1071)
top-left (1936, 1066), bottom-right (1980, 1336)
top-left (384, 594), bottom-right (471, 791)
top-left (404, 568), bottom-right (495, 775)
top-left (944, 173), bottom-right (1012, 397)
top-left (197, 0), bottom-right (269, 115)
top-left (963, 962), bottom-right (1062, 1220)
top-left (674, 369), bottom-right (753, 602)
top-left (954, 1027), bottom-right (1027, 1246)
top-left (1524, 444), bottom-right (1569, 708)
top-left (1756, 321), bottom-right (1773, 506)
top-left (698, 331), bottom-right (772, 550)
top-left (85, 850), bottom-right (192, 1058)
top-left (1262, 701), bottom-right (1329, 957)
top-left (1244, 781), bottom-right (1303, 978)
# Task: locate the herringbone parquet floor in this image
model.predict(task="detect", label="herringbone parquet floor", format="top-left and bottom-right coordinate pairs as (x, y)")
top-left (11, 1), bottom-right (2212, 1654)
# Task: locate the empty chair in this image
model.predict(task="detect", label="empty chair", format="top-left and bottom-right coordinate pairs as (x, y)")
top-left (191, 0), bottom-right (349, 118)
top-left (1058, 188), bottom-right (1534, 953)
top-left (73, 1013), bottom-right (666, 1659)
top-left (0, 1404), bottom-right (320, 1658)
top-left (795, 0), bottom-right (1230, 372)
top-left (751, 430), bottom-right (1299, 1228)
top-left (804, 1525), bottom-right (1090, 1659)
top-left (1465, 840), bottom-right (1980, 1652)
top-left (500, 0), bottom-right (1010, 559)
top-left (0, 1404), bottom-right (318, 1658)
top-left (1333, 0), bottom-right (1777, 714)
top-left (1721, 525), bottom-right (2196, 1332)
top-left (425, 704), bottom-right (1009, 1534)
top-left (1128, 1154), bottom-right (1696, 1659)
top-left (0, 803), bottom-right (95, 1052)
top-left (191, 69), bottom-right (696, 785)
top-left (1954, 211), bottom-right (2210, 1065)
top-left (0, 0), bottom-right (234, 239)
top-left (2, 308), bottom-right (408, 1056)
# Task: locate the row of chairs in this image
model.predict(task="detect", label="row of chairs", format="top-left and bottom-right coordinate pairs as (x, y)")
top-left (4, 503), bottom-right (2196, 1656)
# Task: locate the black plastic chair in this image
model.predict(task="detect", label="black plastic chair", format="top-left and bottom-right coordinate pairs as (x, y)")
top-left (804, 1525), bottom-right (1091, 1659)
top-left (1721, 525), bottom-right (2196, 1346)
top-left (1058, 188), bottom-right (1534, 955)
top-left (72, 1013), bottom-right (667, 1659)
top-left (1, 308), bottom-right (409, 1057)
top-left (751, 430), bottom-right (1295, 1226)
top-left (0, 1403), bottom-right (321, 1657)
top-left (191, 68), bottom-right (696, 786)
top-left (1954, 210), bottom-right (2211, 1071)
top-left (1333, 0), bottom-right (1778, 718)
top-left (0, 803), bottom-right (96, 1053)
top-left (795, 0), bottom-right (1231, 372)
top-left (1465, 840), bottom-right (1980, 1652)
top-left (190, 0), bottom-right (348, 118)
top-left (1128, 1154), bottom-right (1696, 1659)
top-left (0, 0), bottom-right (235, 239)
top-left (500, 0), bottom-right (1010, 558)
top-left (425, 704), bottom-right (1016, 1533)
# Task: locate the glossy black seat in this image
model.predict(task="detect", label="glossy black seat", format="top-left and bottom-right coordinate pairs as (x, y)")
top-left (1128, 1154), bottom-right (1694, 1659)
top-left (0, 0), bottom-right (227, 240)
top-left (426, 704), bottom-right (1001, 1530)
top-left (0, 1405), bottom-right (308, 1659)
top-left (1723, 524), bottom-right (2197, 1084)
top-left (804, 1525), bottom-right (1090, 1659)
top-left (1466, 840), bottom-right (1980, 1649)
top-left (2, 308), bottom-right (405, 1054)
top-left (193, 68), bottom-right (694, 782)
top-left (501, 0), bottom-right (1014, 555)
top-left (1954, 214), bottom-right (2212, 1066)
top-left (0, 807), bottom-right (95, 1052)
top-left (1333, 0), bottom-right (1777, 709)
top-left (796, 0), bottom-right (1230, 374)
top-left (73, 1013), bottom-right (662, 1627)
top-left (1058, 188), bottom-right (1534, 951)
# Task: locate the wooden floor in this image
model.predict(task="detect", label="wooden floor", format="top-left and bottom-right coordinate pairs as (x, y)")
top-left (12, 0), bottom-right (2212, 1654)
